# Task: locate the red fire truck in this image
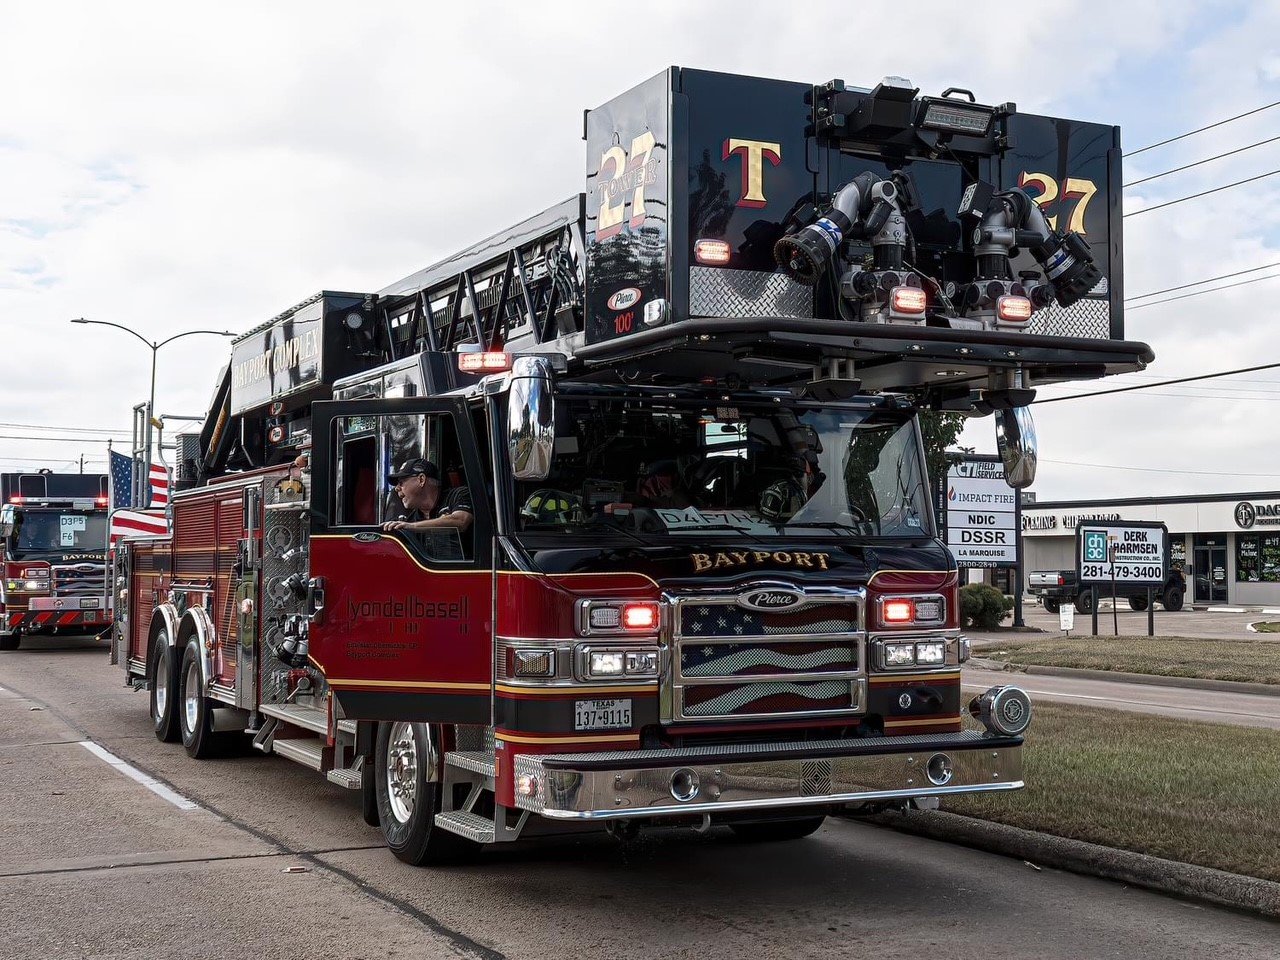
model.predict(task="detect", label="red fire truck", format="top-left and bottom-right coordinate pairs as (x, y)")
top-left (116, 68), bottom-right (1151, 863)
top-left (2, 471), bottom-right (112, 650)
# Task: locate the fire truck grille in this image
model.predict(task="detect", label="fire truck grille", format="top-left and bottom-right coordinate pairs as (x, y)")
top-left (679, 604), bottom-right (857, 637)
top-left (669, 593), bottom-right (864, 722)
top-left (681, 640), bottom-right (856, 677)
top-left (682, 680), bottom-right (856, 717)
top-left (52, 563), bottom-right (106, 597)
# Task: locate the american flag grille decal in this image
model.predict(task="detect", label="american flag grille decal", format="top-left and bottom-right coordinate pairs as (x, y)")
top-left (681, 640), bottom-right (856, 677)
top-left (683, 680), bottom-right (854, 717)
top-left (671, 593), bottom-right (864, 721)
top-left (52, 563), bottom-right (106, 597)
top-left (679, 604), bottom-right (857, 638)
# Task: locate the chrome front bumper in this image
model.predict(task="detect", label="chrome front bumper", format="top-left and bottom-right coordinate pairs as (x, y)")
top-left (512, 731), bottom-right (1022, 820)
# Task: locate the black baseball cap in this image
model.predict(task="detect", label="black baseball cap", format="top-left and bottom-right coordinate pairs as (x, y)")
top-left (388, 457), bottom-right (440, 483)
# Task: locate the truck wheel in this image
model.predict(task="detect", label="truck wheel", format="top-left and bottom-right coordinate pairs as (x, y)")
top-left (1162, 587), bottom-right (1184, 612)
top-left (375, 721), bottom-right (476, 865)
top-left (0, 633), bottom-right (19, 651)
top-left (150, 635), bottom-right (181, 743)
top-left (730, 816), bottom-right (826, 842)
top-left (1075, 592), bottom-right (1094, 614)
top-left (1042, 599), bottom-right (1060, 614)
top-left (178, 640), bottom-right (218, 759)
top-left (1128, 596), bottom-right (1149, 612)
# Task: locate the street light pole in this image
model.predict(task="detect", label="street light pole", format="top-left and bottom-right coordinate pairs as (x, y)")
top-left (71, 319), bottom-right (236, 505)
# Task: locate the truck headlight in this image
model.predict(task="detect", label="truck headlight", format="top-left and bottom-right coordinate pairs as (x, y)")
top-left (915, 641), bottom-right (945, 665)
top-left (588, 651), bottom-right (625, 677)
top-left (884, 642), bottom-right (916, 666)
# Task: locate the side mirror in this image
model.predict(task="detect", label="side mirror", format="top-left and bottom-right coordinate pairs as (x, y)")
top-left (995, 405), bottom-right (1037, 489)
top-left (508, 356), bottom-right (555, 481)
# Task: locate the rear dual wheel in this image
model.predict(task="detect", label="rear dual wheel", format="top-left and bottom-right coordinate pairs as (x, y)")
top-left (150, 632), bottom-right (181, 743)
top-left (177, 639), bottom-right (221, 758)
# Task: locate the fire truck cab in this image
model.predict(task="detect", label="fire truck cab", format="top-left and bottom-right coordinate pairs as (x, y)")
top-left (1, 472), bottom-right (111, 650)
top-left (117, 67), bottom-right (1151, 863)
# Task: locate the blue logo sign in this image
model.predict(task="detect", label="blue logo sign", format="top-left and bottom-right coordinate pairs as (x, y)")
top-left (1083, 531), bottom-right (1107, 562)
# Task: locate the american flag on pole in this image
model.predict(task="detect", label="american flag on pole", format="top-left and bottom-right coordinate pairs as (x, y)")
top-left (107, 450), bottom-right (168, 543)
top-left (148, 462), bottom-right (170, 507)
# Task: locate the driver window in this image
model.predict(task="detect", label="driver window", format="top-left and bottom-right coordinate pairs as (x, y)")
top-left (334, 412), bottom-right (475, 563)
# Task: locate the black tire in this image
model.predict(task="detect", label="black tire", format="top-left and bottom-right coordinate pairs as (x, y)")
top-left (1075, 592), bottom-right (1095, 614)
top-left (730, 816), bottom-right (826, 842)
top-left (1128, 596), bottom-right (1149, 612)
top-left (374, 721), bottom-right (477, 865)
top-left (178, 639), bottom-right (218, 759)
top-left (1162, 587), bottom-right (1184, 612)
top-left (1042, 599), bottom-right (1060, 614)
top-left (150, 635), bottom-right (181, 743)
top-left (0, 633), bottom-right (19, 651)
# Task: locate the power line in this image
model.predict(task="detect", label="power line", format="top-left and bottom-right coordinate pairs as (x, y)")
top-left (1124, 134), bottom-right (1280, 187)
top-left (1041, 458), bottom-right (1280, 478)
top-left (1123, 167), bottom-right (1280, 217)
top-left (1126, 260), bottom-right (1280, 300)
top-left (1128, 100), bottom-right (1280, 156)
top-left (1126, 272), bottom-right (1280, 310)
top-left (1036, 361), bottom-right (1280, 404)
top-left (0, 421), bottom-right (122, 435)
top-left (0, 434), bottom-right (129, 443)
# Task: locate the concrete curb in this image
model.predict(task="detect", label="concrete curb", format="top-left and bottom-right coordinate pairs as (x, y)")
top-left (968, 659), bottom-right (1280, 698)
top-left (857, 808), bottom-right (1280, 919)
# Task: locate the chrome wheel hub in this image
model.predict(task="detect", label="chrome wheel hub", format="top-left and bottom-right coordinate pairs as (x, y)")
top-left (184, 659), bottom-right (200, 734)
top-left (155, 648), bottom-right (169, 717)
top-left (386, 721), bottom-right (419, 824)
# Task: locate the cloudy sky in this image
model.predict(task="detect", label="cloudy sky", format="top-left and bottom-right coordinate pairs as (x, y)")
top-left (3, 0), bottom-right (1279, 503)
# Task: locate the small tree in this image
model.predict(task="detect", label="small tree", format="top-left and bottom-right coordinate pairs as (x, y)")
top-left (917, 410), bottom-right (968, 485)
top-left (959, 583), bottom-right (1014, 629)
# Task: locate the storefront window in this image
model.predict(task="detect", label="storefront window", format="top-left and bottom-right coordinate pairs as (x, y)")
top-left (1236, 534), bottom-right (1280, 582)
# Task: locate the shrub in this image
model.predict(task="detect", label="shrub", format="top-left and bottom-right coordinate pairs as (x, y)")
top-left (959, 583), bottom-right (1014, 629)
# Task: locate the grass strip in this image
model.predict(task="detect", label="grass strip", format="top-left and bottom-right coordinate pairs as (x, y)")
top-left (977, 636), bottom-right (1280, 684)
top-left (945, 702), bottom-right (1280, 882)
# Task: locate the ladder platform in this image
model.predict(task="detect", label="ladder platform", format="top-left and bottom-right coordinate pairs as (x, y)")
top-left (434, 810), bottom-right (495, 843)
top-left (446, 750), bottom-right (496, 778)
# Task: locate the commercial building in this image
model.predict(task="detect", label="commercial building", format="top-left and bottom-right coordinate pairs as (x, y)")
top-left (1020, 491), bottom-right (1280, 607)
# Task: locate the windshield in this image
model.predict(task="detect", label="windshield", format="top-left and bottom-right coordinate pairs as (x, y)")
top-left (8, 509), bottom-right (108, 557)
top-left (513, 394), bottom-right (932, 540)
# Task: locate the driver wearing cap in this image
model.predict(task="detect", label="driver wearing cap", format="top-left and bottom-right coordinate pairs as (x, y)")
top-left (381, 458), bottom-right (474, 534)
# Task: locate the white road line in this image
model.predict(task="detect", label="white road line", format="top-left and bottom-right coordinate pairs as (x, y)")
top-left (79, 741), bottom-right (200, 812)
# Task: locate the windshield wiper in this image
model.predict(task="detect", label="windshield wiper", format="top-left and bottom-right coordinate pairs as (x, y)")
top-left (785, 520), bottom-right (868, 536)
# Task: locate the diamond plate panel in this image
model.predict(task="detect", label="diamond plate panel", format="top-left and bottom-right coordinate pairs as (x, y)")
top-left (1024, 277), bottom-right (1111, 338)
top-left (689, 266), bottom-right (814, 318)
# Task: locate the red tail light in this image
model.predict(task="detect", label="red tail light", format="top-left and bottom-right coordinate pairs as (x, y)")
top-left (694, 239), bottom-right (732, 265)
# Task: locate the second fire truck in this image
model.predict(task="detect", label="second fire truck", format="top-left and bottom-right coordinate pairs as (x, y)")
top-left (1, 471), bottom-right (112, 650)
top-left (116, 68), bottom-right (1151, 863)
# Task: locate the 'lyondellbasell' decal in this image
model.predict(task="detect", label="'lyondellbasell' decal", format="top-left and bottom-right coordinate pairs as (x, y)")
top-left (691, 550), bottom-right (830, 573)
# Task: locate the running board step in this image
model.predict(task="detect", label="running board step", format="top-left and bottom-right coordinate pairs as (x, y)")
top-left (251, 717), bottom-right (280, 753)
top-left (433, 810), bottom-right (495, 843)
top-left (271, 737), bottom-right (325, 771)
top-left (327, 760), bottom-right (363, 790)
top-left (445, 751), bottom-right (496, 778)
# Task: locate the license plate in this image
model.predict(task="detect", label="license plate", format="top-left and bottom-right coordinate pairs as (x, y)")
top-left (574, 698), bottom-right (632, 731)
top-left (79, 598), bottom-right (100, 609)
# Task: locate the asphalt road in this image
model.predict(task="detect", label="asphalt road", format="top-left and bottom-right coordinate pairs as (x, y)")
top-left (962, 666), bottom-right (1280, 730)
top-left (3, 635), bottom-right (1277, 959)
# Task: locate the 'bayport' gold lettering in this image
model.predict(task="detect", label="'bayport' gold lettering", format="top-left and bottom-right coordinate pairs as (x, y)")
top-left (691, 550), bottom-right (832, 573)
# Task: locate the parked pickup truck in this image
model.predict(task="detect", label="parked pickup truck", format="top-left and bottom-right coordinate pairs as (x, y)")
top-left (1028, 568), bottom-right (1185, 614)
